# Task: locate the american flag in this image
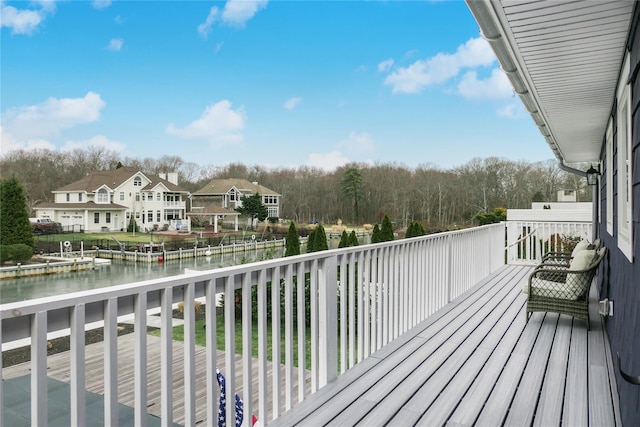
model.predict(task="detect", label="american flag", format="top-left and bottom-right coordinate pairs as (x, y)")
top-left (217, 369), bottom-right (244, 427)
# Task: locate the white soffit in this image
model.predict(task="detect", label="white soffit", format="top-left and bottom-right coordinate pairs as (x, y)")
top-left (469, 0), bottom-right (634, 163)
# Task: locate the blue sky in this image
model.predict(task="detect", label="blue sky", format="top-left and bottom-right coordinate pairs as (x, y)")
top-left (1, 0), bottom-right (553, 171)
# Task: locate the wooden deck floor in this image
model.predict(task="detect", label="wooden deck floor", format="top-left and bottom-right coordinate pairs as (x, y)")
top-left (2, 328), bottom-right (307, 425)
top-left (272, 265), bottom-right (621, 427)
top-left (2, 265), bottom-right (621, 426)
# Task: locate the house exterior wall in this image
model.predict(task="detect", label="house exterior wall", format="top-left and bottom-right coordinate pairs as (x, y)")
top-left (191, 189), bottom-right (280, 218)
top-left (598, 7), bottom-right (640, 425)
top-left (42, 171), bottom-right (187, 232)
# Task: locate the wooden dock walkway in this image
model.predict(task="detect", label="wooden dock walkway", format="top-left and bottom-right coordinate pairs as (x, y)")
top-left (272, 265), bottom-right (621, 426)
top-left (3, 331), bottom-right (307, 425)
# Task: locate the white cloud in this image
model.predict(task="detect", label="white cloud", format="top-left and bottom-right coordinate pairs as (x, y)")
top-left (61, 135), bottom-right (126, 152)
top-left (457, 69), bottom-right (512, 100)
top-left (384, 37), bottom-right (496, 94)
top-left (0, 3), bottom-right (45, 35)
top-left (166, 100), bottom-right (246, 148)
top-left (106, 38), bottom-right (123, 51)
top-left (283, 97), bottom-right (302, 111)
top-left (378, 58), bottom-right (394, 73)
top-left (92, 0), bottom-right (112, 10)
top-left (33, 1), bottom-right (57, 13)
top-left (307, 151), bottom-right (349, 172)
top-left (198, 6), bottom-right (219, 38)
top-left (215, 41), bottom-right (224, 53)
top-left (340, 131), bottom-right (375, 153)
top-left (497, 102), bottom-right (526, 119)
top-left (198, 0), bottom-right (267, 36)
top-left (355, 64), bottom-right (368, 73)
top-left (221, 0), bottom-right (268, 27)
top-left (404, 49), bottom-right (419, 59)
top-left (0, 126), bottom-right (54, 155)
top-left (2, 92), bottom-right (106, 141)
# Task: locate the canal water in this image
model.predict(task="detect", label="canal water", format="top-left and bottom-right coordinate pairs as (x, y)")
top-left (0, 246), bottom-right (283, 304)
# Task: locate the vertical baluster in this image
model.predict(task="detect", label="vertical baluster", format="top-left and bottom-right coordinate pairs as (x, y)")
top-left (224, 274), bottom-right (236, 425)
top-left (70, 304), bottom-right (86, 426)
top-left (296, 261), bottom-right (306, 402)
top-left (348, 252), bottom-right (356, 369)
top-left (160, 286), bottom-right (173, 427)
top-left (0, 318), bottom-right (3, 427)
top-left (284, 264), bottom-right (294, 410)
top-left (339, 255), bottom-right (347, 374)
top-left (271, 267), bottom-right (281, 418)
top-left (134, 292), bottom-right (148, 427)
top-left (183, 283), bottom-right (196, 426)
top-left (104, 297), bottom-right (118, 426)
top-left (400, 243), bottom-right (405, 331)
top-left (381, 247), bottom-right (388, 349)
top-left (358, 249), bottom-right (373, 362)
top-left (310, 260), bottom-right (318, 393)
top-left (31, 311), bottom-right (47, 427)
top-left (205, 279), bottom-right (217, 425)
top-left (242, 272), bottom-right (254, 422)
top-left (366, 248), bottom-right (382, 356)
top-left (257, 269), bottom-right (268, 421)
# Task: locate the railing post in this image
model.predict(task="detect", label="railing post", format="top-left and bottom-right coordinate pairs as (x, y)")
top-left (318, 255), bottom-right (338, 387)
top-left (446, 234), bottom-right (453, 303)
top-left (0, 318), bottom-right (3, 427)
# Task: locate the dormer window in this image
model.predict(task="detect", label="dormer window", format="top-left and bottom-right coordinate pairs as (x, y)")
top-left (134, 176), bottom-right (142, 187)
top-left (229, 189), bottom-right (236, 201)
top-left (97, 188), bottom-right (109, 204)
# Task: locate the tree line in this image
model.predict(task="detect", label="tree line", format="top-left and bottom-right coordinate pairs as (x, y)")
top-left (0, 146), bottom-right (592, 230)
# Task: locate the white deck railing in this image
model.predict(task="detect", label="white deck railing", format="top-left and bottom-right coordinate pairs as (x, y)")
top-left (0, 223), bottom-right (505, 427)
top-left (506, 220), bottom-right (593, 265)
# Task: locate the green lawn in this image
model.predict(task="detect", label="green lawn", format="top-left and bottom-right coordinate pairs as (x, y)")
top-left (35, 231), bottom-right (158, 244)
top-left (150, 318), bottom-right (313, 370)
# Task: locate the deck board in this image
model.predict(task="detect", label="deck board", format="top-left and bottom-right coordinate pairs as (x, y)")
top-left (272, 265), bottom-right (621, 427)
top-left (416, 278), bottom-right (526, 426)
top-left (326, 263), bottom-right (527, 426)
top-left (532, 314), bottom-right (572, 427)
top-left (563, 320), bottom-right (589, 426)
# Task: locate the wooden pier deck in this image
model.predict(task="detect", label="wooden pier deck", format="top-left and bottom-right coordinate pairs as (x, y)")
top-left (272, 265), bottom-right (621, 426)
top-left (2, 330), bottom-right (307, 425)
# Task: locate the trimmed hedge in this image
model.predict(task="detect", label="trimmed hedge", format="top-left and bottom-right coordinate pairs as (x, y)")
top-left (0, 244), bottom-right (34, 263)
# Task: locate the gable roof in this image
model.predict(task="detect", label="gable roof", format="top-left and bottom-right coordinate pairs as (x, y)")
top-left (466, 0), bottom-right (634, 164)
top-left (193, 178), bottom-right (281, 196)
top-left (187, 206), bottom-right (240, 216)
top-left (55, 167), bottom-right (187, 193)
top-left (34, 201), bottom-right (127, 210)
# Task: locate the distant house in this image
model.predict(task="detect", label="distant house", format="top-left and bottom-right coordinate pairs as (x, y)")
top-left (33, 167), bottom-right (190, 233)
top-left (189, 179), bottom-right (281, 232)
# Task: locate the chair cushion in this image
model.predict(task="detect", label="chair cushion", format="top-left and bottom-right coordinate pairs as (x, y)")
top-left (569, 249), bottom-right (596, 270)
top-left (570, 239), bottom-right (590, 257)
top-left (524, 278), bottom-right (581, 300)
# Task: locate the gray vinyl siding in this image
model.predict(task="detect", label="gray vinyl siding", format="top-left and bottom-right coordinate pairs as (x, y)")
top-left (597, 6), bottom-right (640, 425)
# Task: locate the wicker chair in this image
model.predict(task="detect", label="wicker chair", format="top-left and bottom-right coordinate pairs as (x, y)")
top-left (539, 238), bottom-right (600, 267)
top-left (525, 247), bottom-right (606, 326)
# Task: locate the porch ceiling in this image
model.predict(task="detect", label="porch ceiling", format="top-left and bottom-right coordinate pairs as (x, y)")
top-left (466, 0), bottom-right (634, 164)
